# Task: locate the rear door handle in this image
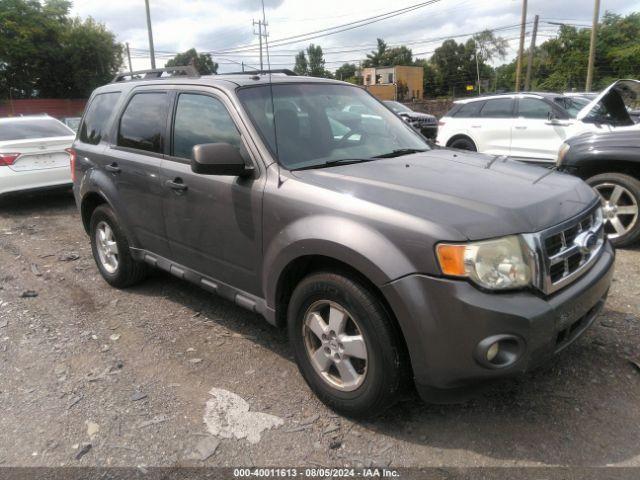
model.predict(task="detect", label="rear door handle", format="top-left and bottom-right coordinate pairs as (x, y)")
top-left (105, 163), bottom-right (121, 174)
top-left (471, 125), bottom-right (482, 128)
top-left (166, 178), bottom-right (188, 192)
top-left (514, 125), bottom-right (527, 130)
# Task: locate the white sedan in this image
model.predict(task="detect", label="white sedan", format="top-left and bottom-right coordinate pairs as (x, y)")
top-left (0, 115), bottom-right (75, 196)
top-left (436, 79), bottom-right (640, 164)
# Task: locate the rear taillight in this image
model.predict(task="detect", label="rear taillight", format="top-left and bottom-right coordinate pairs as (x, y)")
top-left (0, 153), bottom-right (20, 167)
top-left (66, 148), bottom-right (77, 182)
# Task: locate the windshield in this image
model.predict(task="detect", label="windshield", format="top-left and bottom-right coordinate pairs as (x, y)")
top-left (384, 101), bottom-right (412, 113)
top-left (237, 83), bottom-right (429, 170)
top-left (0, 118), bottom-right (74, 141)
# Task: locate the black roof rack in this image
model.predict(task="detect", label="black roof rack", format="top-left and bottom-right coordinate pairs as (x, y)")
top-left (223, 69), bottom-right (297, 76)
top-left (111, 66), bottom-right (199, 83)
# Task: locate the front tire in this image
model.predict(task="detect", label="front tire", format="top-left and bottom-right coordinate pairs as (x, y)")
top-left (587, 173), bottom-right (640, 248)
top-left (89, 205), bottom-right (148, 287)
top-left (449, 136), bottom-right (477, 151)
top-left (287, 272), bottom-right (403, 418)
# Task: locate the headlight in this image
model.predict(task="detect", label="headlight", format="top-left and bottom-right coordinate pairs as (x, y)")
top-left (557, 142), bottom-right (570, 165)
top-left (436, 236), bottom-right (532, 290)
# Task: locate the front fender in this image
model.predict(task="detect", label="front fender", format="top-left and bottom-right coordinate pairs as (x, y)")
top-left (262, 214), bottom-right (415, 309)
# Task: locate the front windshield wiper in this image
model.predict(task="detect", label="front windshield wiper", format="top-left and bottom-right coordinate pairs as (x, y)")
top-left (292, 158), bottom-right (377, 171)
top-left (372, 148), bottom-right (428, 158)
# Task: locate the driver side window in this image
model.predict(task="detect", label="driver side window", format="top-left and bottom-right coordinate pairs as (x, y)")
top-left (172, 93), bottom-right (241, 160)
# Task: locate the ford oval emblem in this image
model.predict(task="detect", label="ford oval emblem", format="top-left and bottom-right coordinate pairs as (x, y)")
top-left (574, 231), bottom-right (598, 254)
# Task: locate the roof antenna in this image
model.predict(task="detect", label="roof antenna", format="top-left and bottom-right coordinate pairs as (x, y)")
top-left (261, 0), bottom-right (283, 186)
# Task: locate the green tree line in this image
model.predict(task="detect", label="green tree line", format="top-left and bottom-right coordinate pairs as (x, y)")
top-left (0, 0), bottom-right (123, 98)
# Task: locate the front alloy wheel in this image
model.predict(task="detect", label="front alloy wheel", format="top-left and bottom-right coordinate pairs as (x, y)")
top-left (588, 173), bottom-right (640, 247)
top-left (303, 300), bottom-right (368, 392)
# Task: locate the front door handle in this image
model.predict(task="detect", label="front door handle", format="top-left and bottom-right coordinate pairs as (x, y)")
top-left (471, 125), bottom-right (482, 128)
top-left (166, 178), bottom-right (188, 192)
top-left (105, 163), bottom-right (121, 174)
top-left (514, 125), bottom-right (527, 130)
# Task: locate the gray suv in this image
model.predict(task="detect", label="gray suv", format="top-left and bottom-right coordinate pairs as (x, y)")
top-left (71, 68), bottom-right (615, 417)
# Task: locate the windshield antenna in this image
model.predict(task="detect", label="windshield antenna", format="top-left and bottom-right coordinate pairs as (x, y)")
top-left (261, 0), bottom-right (283, 186)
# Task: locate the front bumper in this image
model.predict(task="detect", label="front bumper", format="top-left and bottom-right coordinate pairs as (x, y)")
top-left (381, 242), bottom-right (615, 403)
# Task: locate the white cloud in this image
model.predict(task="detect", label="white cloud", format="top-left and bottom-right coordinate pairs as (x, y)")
top-left (70, 0), bottom-right (639, 73)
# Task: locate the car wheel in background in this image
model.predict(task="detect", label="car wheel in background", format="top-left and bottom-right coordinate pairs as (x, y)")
top-left (587, 173), bottom-right (640, 248)
top-left (449, 136), bottom-right (477, 151)
top-left (287, 272), bottom-right (404, 418)
top-left (89, 204), bottom-right (148, 287)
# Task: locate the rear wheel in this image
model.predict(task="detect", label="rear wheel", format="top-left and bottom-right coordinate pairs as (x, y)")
top-left (449, 136), bottom-right (477, 151)
top-left (90, 205), bottom-right (148, 287)
top-left (287, 272), bottom-right (403, 418)
top-left (587, 173), bottom-right (640, 247)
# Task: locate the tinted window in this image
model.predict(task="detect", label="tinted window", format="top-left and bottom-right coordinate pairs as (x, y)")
top-left (480, 99), bottom-right (514, 118)
top-left (118, 92), bottom-right (168, 153)
top-left (453, 101), bottom-right (484, 117)
top-left (79, 92), bottom-right (120, 144)
top-left (0, 118), bottom-right (73, 141)
top-left (518, 98), bottom-right (554, 119)
top-left (172, 94), bottom-right (241, 159)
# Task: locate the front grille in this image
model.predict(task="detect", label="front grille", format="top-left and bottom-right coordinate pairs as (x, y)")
top-left (528, 203), bottom-right (605, 295)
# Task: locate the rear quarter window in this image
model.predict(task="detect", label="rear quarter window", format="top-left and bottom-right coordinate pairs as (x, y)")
top-left (452, 101), bottom-right (485, 117)
top-left (79, 92), bottom-right (121, 145)
top-left (0, 119), bottom-right (73, 141)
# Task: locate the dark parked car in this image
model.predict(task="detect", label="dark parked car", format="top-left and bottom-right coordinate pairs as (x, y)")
top-left (70, 68), bottom-right (614, 417)
top-left (558, 130), bottom-right (640, 247)
top-left (383, 100), bottom-right (438, 139)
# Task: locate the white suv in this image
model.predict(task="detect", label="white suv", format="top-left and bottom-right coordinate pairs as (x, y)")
top-left (436, 79), bottom-right (640, 163)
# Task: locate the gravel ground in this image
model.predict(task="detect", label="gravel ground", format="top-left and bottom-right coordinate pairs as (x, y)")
top-left (0, 190), bottom-right (639, 469)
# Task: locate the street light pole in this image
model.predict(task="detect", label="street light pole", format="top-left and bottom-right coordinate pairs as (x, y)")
top-left (524, 14), bottom-right (539, 91)
top-left (586, 0), bottom-right (601, 91)
top-left (144, 0), bottom-right (156, 69)
top-left (514, 0), bottom-right (527, 92)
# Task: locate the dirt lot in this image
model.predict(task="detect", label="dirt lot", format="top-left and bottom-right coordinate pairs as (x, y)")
top-left (0, 190), bottom-right (639, 469)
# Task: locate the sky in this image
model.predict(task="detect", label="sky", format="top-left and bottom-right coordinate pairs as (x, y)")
top-left (69, 0), bottom-right (640, 73)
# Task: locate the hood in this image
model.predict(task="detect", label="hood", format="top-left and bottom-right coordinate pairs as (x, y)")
top-left (577, 79), bottom-right (640, 125)
top-left (566, 129), bottom-right (640, 149)
top-left (291, 150), bottom-right (597, 240)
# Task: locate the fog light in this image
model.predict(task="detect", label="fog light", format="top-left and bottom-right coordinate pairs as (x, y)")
top-left (486, 342), bottom-right (500, 362)
top-left (474, 334), bottom-right (525, 369)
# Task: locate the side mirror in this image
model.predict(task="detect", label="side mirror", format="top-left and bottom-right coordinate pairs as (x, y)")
top-left (191, 143), bottom-right (251, 176)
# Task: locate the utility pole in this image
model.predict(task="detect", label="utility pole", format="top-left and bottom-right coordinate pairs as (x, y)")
top-left (524, 14), bottom-right (539, 91)
top-left (586, 0), bottom-right (601, 91)
top-left (514, 0), bottom-right (527, 92)
top-left (144, 0), bottom-right (156, 69)
top-left (125, 42), bottom-right (133, 72)
top-left (253, 19), bottom-right (268, 70)
top-left (475, 43), bottom-right (481, 96)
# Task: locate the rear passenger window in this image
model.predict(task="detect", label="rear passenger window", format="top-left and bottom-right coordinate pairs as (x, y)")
top-left (453, 101), bottom-right (484, 117)
top-left (518, 98), bottom-right (553, 119)
top-left (79, 92), bottom-right (121, 145)
top-left (172, 94), bottom-right (241, 159)
top-left (118, 92), bottom-right (168, 154)
top-left (480, 99), bottom-right (514, 118)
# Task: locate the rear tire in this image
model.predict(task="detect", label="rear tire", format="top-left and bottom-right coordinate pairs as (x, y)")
top-left (287, 271), bottom-right (403, 418)
top-left (587, 173), bottom-right (640, 248)
top-left (448, 136), bottom-right (477, 151)
top-left (89, 205), bottom-right (148, 287)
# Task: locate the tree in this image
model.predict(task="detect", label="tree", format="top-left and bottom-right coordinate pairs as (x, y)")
top-left (0, 0), bottom-right (123, 98)
top-left (472, 29), bottom-right (508, 64)
top-left (165, 48), bottom-right (218, 75)
top-left (293, 50), bottom-right (308, 75)
top-left (307, 44), bottom-right (326, 77)
top-left (335, 63), bottom-right (357, 81)
top-left (362, 38), bottom-right (388, 67)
